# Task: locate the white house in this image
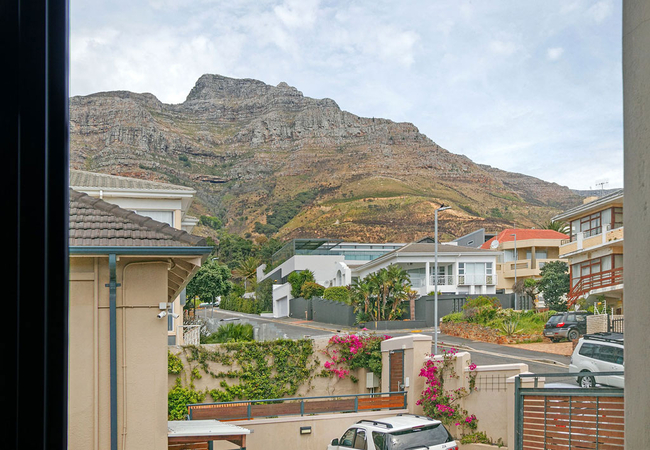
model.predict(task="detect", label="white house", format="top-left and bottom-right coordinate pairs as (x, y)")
top-left (258, 238), bottom-right (499, 317)
top-left (256, 239), bottom-right (404, 317)
top-left (70, 169), bottom-right (200, 344)
top-left (352, 242), bottom-right (500, 296)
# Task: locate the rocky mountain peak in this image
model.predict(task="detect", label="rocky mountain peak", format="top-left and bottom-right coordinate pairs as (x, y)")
top-left (185, 74), bottom-right (305, 102)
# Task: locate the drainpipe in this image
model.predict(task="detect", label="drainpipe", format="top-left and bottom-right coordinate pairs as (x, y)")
top-left (106, 254), bottom-right (120, 450)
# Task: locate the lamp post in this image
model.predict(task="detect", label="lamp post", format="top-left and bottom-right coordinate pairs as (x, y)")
top-left (434, 205), bottom-right (451, 355)
top-left (511, 233), bottom-right (517, 310)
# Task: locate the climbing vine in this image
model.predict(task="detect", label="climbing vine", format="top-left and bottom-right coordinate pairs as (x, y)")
top-left (168, 350), bottom-right (184, 374)
top-left (179, 339), bottom-right (321, 404)
top-left (416, 347), bottom-right (479, 439)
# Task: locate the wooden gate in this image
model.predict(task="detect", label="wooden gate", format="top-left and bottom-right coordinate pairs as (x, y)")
top-left (515, 373), bottom-right (624, 449)
top-left (389, 349), bottom-right (404, 392)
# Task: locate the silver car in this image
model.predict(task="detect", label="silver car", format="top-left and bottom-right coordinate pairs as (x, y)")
top-left (568, 333), bottom-right (624, 388)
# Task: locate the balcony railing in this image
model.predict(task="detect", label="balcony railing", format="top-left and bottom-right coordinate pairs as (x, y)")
top-left (458, 274), bottom-right (497, 286)
top-left (567, 267), bottom-right (624, 306)
top-left (429, 275), bottom-right (455, 286)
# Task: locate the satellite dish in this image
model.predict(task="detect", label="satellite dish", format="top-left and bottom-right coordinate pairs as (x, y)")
top-left (490, 239), bottom-right (499, 249)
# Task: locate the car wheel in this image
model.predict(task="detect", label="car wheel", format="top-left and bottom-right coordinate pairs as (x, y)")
top-left (568, 329), bottom-right (580, 341)
top-left (577, 371), bottom-right (596, 388)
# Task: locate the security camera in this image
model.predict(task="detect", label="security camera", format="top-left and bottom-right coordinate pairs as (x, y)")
top-left (157, 311), bottom-right (168, 319)
top-left (170, 312), bottom-right (180, 319)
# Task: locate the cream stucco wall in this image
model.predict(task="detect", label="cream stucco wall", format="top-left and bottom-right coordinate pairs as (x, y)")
top-left (69, 256), bottom-right (174, 450)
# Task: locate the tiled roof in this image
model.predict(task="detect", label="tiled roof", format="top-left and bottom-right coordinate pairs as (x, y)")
top-left (69, 189), bottom-right (206, 247)
top-left (70, 170), bottom-right (195, 192)
top-left (480, 229), bottom-right (568, 249)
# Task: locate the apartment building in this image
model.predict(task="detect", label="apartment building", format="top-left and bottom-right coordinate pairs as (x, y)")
top-left (552, 190), bottom-right (624, 313)
top-left (481, 228), bottom-right (568, 294)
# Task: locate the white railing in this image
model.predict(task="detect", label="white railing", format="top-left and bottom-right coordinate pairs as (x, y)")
top-left (180, 324), bottom-right (200, 345)
top-left (458, 274), bottom-right (497, 286)
top-left (429, 275), bottom-right (455, 286)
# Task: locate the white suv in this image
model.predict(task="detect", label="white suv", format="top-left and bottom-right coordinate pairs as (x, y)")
top-left (327, 414), bottom-right (458, 450)
top-left (569, 333), bottom-right (624, 388)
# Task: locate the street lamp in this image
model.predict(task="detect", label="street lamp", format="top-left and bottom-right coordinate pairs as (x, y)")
top-left (511, 233), bottom-right (517, 310)
top-left (434, 205), bottom-right (451, 356)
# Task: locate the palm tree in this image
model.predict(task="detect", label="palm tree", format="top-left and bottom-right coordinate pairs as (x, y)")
top-left (232, 256), bottom-right (260, 292)
top-left (542, 220), bottom-right (569, 234)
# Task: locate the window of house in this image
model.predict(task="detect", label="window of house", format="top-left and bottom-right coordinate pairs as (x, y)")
top-left (503, 249), bottom-right (516, 262)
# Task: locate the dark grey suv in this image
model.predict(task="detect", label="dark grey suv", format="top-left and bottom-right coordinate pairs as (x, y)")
top-left (544, 311), bottom-right (590, 342)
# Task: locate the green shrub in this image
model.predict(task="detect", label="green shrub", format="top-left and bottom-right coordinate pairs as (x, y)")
top-left (203, 323), bottom-right (254, 343)
top-left (288, 270), bottom-right (315, 297)
top-left (301, 281), bottom-right (325, 299)
top-left (323, 286), bottom-right (351, 304)
top-left (168, 378), bottom-right (206, 420)
top-left (168, 350), bottom-right (184, 374)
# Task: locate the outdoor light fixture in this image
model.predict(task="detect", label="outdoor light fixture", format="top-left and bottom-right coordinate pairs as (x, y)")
top-left (300, 426), bottom-right (312, 435)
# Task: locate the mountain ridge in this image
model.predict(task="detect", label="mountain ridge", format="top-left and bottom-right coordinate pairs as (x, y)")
top-left (69, 74), bottom-right (583, 242)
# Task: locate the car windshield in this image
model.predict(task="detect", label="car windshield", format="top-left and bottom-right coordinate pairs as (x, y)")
top-left (547, 315), bottom-right (563, 325)
top-left (385, 424), bottom-right (452, 450)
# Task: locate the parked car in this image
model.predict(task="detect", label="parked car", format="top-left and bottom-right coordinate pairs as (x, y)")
top-left (327, 414), bottom-right (458, 450)
top-left (544, 311), bottom-right (590, 342)
top-left (569, 333), bottom-right (624, 388)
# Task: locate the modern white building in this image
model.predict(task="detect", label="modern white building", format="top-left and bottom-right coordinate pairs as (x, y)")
top-left (70, 169), bottom-right (200, 344)
top-left (258, 238), bottom-right (499, 317)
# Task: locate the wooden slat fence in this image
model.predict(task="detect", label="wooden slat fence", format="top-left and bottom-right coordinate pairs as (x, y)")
top-left (515, 373), bottom-right (624, 450)
top-left (188, 391), bottom-right (406, 421)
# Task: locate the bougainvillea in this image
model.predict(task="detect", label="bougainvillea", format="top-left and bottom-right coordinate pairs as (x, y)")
top-left (416, 347), bottom-right (478, 437)
top-left (321, 332), bottom-right (391, 380)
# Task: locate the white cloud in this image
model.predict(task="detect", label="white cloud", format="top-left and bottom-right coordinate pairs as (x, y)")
top-left (547, 47), bottom-right (564, 60)
top-left (488, 40), bottom-right (519, 56)
top-left (588, 1), bottom-right (613, 23)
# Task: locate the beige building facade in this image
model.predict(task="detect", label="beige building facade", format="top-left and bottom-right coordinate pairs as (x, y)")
top-left (481, 228), bottom-right (568, 295)
top-left (68, 190), bottom-right (211, 450)
top-left (553, 190), bottom-right (624, 313)
top-left (71, 170), bottom-right (200, 345)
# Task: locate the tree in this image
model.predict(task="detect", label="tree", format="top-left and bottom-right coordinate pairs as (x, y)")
top-left (185, 260), bottom-right (233, 307)
top-left (232, 256), bottom-right (260, 292)
top-left (542, 220), bottom-right (569, 234)
top-left (351, 265), bottom-right (412, 321)
top-left (538, 261), bottom-right (570, 311)
top-left (287, 269), bottom-right (315, 298)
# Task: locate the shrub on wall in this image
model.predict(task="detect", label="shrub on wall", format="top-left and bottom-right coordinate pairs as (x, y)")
top-left (323, 286), bottom-right (351, 304)
top-left (300, 281), bottom-right (325, 299)
top-left (321, 332), bottom-right (390, 380)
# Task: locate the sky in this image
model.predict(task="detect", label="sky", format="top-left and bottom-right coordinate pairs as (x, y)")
top-left (70, 0), bottom-right (623, 190)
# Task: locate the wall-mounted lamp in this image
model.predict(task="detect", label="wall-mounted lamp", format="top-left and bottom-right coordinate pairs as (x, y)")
top-left (300, 426), bottom-right (312, 435)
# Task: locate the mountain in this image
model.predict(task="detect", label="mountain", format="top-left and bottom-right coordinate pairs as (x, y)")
top-left (69, 74), bottom-right (583, 242)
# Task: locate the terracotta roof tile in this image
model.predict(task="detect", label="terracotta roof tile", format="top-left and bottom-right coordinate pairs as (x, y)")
top-left (69, 189), bottom-right (206, 247)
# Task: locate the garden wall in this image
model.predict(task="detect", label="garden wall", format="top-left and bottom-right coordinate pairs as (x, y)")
top-left (168, 337), bottom-right (375, 406)
top-left (440, 321), bottom-right (545, 344)
top-left (358, 320), bottom-right (428, 331)
top-left (415, 294), bottom-right (535, 327)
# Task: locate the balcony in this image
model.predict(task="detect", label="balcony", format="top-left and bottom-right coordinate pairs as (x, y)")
top-left (560, 225), bottom-right (624, 257)
top-left (567, 267), bottom-right (624, 306)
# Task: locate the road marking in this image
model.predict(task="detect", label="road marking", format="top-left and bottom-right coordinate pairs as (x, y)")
top-left (438, 343), bottom-right (569, 368)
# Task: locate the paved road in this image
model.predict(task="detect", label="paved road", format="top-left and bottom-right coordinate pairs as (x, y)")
top-left (199, 307), bottom-right (571, 375)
